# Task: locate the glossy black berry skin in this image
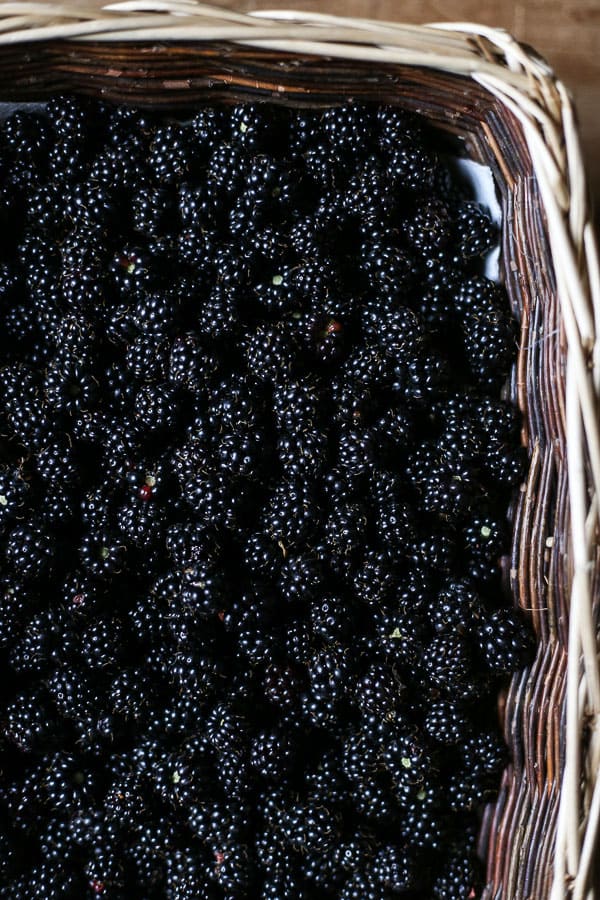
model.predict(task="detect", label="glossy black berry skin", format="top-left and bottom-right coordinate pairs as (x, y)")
top-left (0, 95), bottom-right (530, 900)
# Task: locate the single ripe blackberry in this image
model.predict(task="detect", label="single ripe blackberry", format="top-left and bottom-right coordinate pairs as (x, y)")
top-left (353, 546), bottom-right (402, 607)
top-left (456, 200), bottom-right (497, 259)
top-left (3, 689), bottom-right (58, 752)
top-left (322, 103), bottom-right (374, 155)
top-left (344, 154), bottom-right (394, 223)
top-left (5, 518), bottom-right (53, 581)
top-left (352, 776), bottom-right (400, 826)
top-left (242, 322), bottom-right (295, 383)
top-left (230, 103), bottom-right (277, 151)
top-left (261, 479), bottom-right (319, 550)
top-left (477, 607), bottom-right (534, 675)
top-left (372, 603), bottom-right (427, 668)
top-left (310, 594), bottom-right (353, 643)
top-left (424, 700), bottom-right (473, 745)
top-left (168, 332), bottom-right (219, 393)
top-left (409, 532), bottom-right (456, 575)
top-left (462, 513), bottom-right (508, 583)
top-left (250, 729), bottom-right (297, 780)
top-left (360, 302), bottom-right (422, 355)
top-left (278, 800), bottom-right (342, 854)
top-left (214, 842), bottom-right (256, 895)
top-left (422, 633), bottom-right (480, 699)
top-left (279, 553), bottom-right (325, 606)
top-left (284, 618), bottom-right (314, 666)
top-left (462, 306), bottom-right (516, 389)
top-left (206, 140), bottom-right (248, 200)
top-left (336, 426), bottom-right (375, 476)
top-left (354, 662), bottom-right (404, 718)
top-left (324, 499), bottom-right (368, 563)
top-left (385, 139), bottom-right (439, 193)
top-left (79, 529), bottom-right (126, 577)
top-left (360, 239), bottom-right (417, 298)
top-left (376, 497), bottom-right (416, 552)
top-left (339, 868), bottom-right (385, 900)
top-left (432, 842), bottom-right (482, 899)
top-left (148, 122), bottom-right (195, 184)
top-left (308, 645), bottom-right (351, 706)
top-left (430, 579), bottom-right (484, 636)
top-left (372, 845), bottom-right (417, 893)
top-left (406, 198), bottom-right (452, 255)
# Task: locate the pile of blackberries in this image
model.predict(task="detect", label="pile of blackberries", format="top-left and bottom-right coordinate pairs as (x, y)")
top-left (0, 96), bottom-right (533, 898)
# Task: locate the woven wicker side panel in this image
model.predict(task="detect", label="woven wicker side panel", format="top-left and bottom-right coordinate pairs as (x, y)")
top-left (0, 45), bottom-right (566, 900)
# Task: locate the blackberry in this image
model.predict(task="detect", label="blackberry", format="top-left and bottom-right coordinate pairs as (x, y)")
top-left (78, 615), bottom-right (124, 670)
top-left (372, 845), bottom-right (416, 893)
top-left (279, 553), bottom-right (325, 605)
top-left (462, 306), bottom-right (516, 389)
top-left (337, 426), bottom-right (374, 476)
top-left (353, 776), bottom-right (399, 825)
top-left (422, 634), bottom-right (480, 699)
top-left (376, 497), bottom-right (415, 552)
top-left (230, 103), bottom-right (276, 151)
top-left (9, 610), bottom-right (54, 675)
top-left (430, 580), bottom-right (484, 636)
top-left (353, 547), bottom-right (402, 607)
top-left (462, 514), bottom-right (508, 582)
top-left (283, 618), bottom-right (314, 666)
top-left (310, 594), bottom-right (353, 643)
top-left (261, 479), bottom-right (319, 550)
top-left (339, 869), bottom-right (385, 900)
top-left (360, 239), bottom-right (417, 298)
top-left (399, 784), bottom-right (445, 850)
top-left (148, 123), bottom-right (195, 184)
top-left (456, 201), bottom-right (496, 259)
top-left (278, 801), bottom-right (342, 854)
top-left (206, 140), bottom-right (248, 199)
top-left (462, 730), bottom-right (507, 776)
top-left (301, 309), bottom-right (350, 366)
top-left (4, 689), bottom-right (58, 752)
top-left (477, 607), bottom-right (534, 675)
top-left (277, 428), bottom-right (328, 479)
top-left (5, 518), bottom-right (53, 581)
top-left (424, 700), bottom-right (472, 745)
top-left (324, 499), bottom-right (368, 562)
top-left (410, 532), bottom-right (455, 574)
top-left (132, 185), bottom-right (176, 236)
top-left (168, 333), bottom-right (219, 393)
top-left (355, 663), bottom-right (404, 718)
top-left (79, 529), bottom-right (126, 577)
top-left (250, 729), bottom-right (297, 780)
top-left (386, 140), bottom-right (439, 193)
top-left (432, 843), bottom-right (482, 899)
top-left (191, 105), bottom-right (227, 151)
top-left (372, 603), bottom-right (427, 668)
top-left (308, 645), bottom-right (351, 705)
top-left (407, 198), bottom-right (452, 255)
top-left (322, 103), bottom-right (374, 155)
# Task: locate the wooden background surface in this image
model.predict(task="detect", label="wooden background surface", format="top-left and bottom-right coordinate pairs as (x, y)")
top-left (215, 0), bottom-right (600, 213)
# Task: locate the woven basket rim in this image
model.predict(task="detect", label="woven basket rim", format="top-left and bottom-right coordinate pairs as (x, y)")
top-left (0, 4), bottom-right (598, 897)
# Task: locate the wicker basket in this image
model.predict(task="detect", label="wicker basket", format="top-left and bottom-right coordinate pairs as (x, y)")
top-left (1, 3), bottom-right (598, 898)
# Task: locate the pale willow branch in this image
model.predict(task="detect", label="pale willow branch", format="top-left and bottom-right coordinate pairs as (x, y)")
top-left (0, 4), bottom-right (596, 898)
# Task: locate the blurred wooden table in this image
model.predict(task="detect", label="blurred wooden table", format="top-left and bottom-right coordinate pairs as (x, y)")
top-left (215, 0), bottom-right (600, 214)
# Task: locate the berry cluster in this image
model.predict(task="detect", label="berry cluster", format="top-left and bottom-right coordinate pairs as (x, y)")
top-left (0, 97), bottom-right (532, 899)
